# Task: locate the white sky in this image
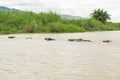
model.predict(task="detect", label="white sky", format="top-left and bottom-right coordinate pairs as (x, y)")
top-left (0, 0), bottom-right (120, 22)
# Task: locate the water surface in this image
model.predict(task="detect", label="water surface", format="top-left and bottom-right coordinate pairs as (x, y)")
top-left (0, 31), bottom-right (120, 80)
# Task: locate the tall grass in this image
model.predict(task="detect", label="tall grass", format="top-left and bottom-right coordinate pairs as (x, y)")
top-left (0, 11), bottom-right (119, 34)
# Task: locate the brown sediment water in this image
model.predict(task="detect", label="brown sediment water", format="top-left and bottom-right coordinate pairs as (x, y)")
top-left (0, 31), bottom-right (120, 80)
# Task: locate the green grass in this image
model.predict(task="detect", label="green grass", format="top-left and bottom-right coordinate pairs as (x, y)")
top-left (0, 11), bottom-right (119, 34)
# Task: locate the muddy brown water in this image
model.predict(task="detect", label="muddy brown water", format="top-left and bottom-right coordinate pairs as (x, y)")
top-left (0, 31), bottom-right (120, 80)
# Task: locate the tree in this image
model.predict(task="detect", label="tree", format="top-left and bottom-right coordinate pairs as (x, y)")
top-left (91, 9), bottom-right (111, 23)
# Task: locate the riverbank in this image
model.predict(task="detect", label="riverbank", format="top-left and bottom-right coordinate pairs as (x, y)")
top-left (0, 11), bottom-right (120, 34)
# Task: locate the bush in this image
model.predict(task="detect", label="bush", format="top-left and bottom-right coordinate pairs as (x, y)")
top-left (73, 18), bottom-right (104, 31)
top-left (103, 22), bottom-right (118, 30)
top-left (46, 22), bottom-right (86, 32)
top-left (37, 12), bottom-right (61, 25)
top-left (23, 20), bottom-right (37, 33)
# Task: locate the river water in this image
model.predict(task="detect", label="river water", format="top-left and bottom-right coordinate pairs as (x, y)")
top-left (0, 31), bottom-right (120, 80)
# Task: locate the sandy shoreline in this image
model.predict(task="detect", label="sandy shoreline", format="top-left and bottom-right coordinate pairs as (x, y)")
top-left (0, 31), bottom-right (120, 80)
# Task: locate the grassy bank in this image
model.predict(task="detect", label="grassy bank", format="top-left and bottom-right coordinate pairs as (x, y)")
top-left (0, 11), bottom-right (120, 34)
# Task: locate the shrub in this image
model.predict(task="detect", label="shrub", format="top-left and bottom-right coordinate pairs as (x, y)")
top-left (47, 22), bottom-right (86, 32)
top-left (78, 18), bottom-right (104, 31)
top-left (23, 20), bottom-right (37, 33)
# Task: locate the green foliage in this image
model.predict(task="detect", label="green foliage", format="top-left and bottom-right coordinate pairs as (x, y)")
top-left (91, 9), bottom-right (111, 23)
top-left (103, 22), bottom-right (119, 30)
top-left (46, 22), bottom-right (86, 32)
top-left (0, 11), bottom-right (119, 34)
top-left (23, 20), bottom-right (37, 33)
top-left (37, 12), bottom-right (61, 25)
top-left (81, 18), bottom-right (104, 31)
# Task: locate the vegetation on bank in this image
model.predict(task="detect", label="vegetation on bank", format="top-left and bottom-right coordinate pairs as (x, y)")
top-left (0, 10), bottom-right (120, 34)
